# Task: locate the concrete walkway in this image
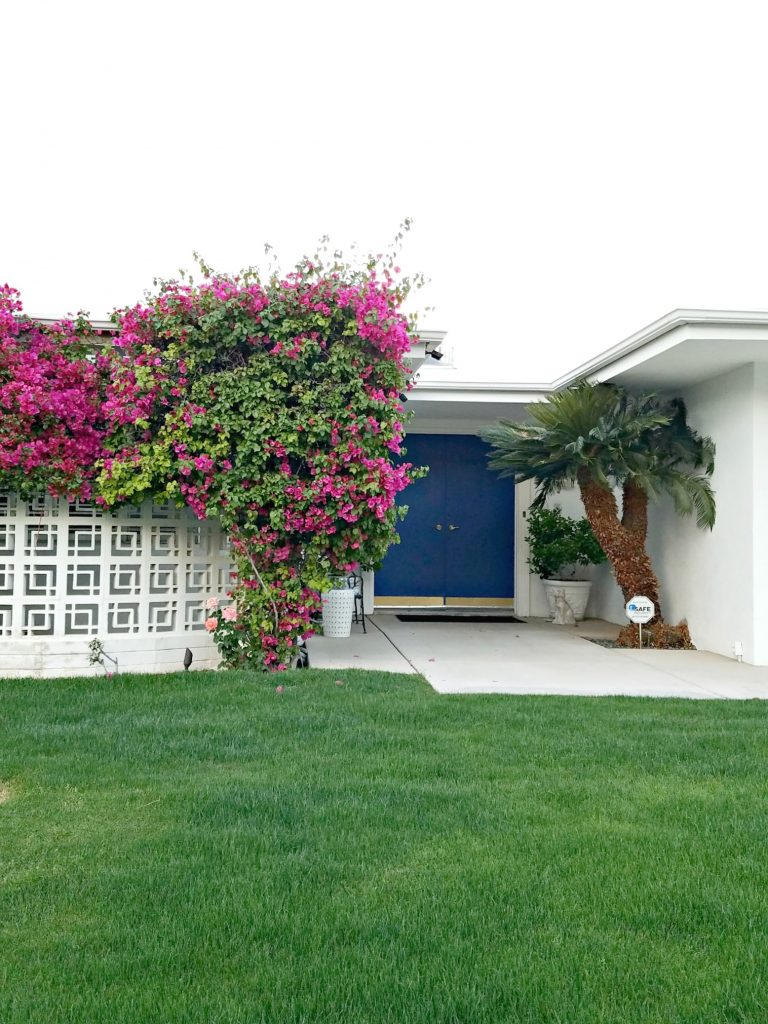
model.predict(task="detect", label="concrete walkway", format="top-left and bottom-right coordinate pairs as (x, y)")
top-left (306, 614), bottom-right (768, 700)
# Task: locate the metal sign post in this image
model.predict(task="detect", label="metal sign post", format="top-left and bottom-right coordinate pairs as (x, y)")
top-left (625, 596), bottom-right (655, 647)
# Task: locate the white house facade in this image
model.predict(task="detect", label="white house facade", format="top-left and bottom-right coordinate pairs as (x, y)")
top-left (3, 311), bottom-right (768, 675)
top-left (377, 309), bottom-right (768, 667)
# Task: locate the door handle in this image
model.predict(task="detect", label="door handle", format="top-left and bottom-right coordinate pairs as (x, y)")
top-left (448, 524), bottom-right (460, 531)
top-left (434, 523), bottom-right (443, 531)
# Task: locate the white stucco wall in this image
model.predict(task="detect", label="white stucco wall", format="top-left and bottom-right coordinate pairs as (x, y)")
top-left (752, 364), bottom-right (768, 664)
top-left (645, 363), bottom-right (756, 662)
top-left (585, 561), bottom-right (626, 625)
top-left (518, 363), bottom-right (767, 661)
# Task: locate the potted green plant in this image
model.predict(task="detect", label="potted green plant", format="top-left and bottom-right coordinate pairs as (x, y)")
top-left (525, 506), bottom-right (606, 620)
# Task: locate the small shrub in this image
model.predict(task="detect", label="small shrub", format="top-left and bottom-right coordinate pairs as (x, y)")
top-left (525, 505), bottom-right (606, 579)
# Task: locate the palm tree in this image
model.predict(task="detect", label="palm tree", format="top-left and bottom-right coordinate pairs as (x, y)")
top-left (481, 381), bottom-right (715, 625)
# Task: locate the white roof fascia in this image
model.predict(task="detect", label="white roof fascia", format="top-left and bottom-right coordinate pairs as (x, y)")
top-left (410, 381), bottom-right (549, 404)
top-left (554, 309), bottom-right (768, 387)
top-left (411, 309), bottom-right (768, 404)
top-left (26, 317), bottom-right (118, 332)
top-left (417, 329), bottom-right (448, 346)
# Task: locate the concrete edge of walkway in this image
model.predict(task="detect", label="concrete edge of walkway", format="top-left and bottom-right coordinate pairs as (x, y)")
top-left (307, 614), bottom-right (768, 700)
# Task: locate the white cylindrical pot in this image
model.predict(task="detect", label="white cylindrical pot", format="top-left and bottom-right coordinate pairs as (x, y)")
top-left (542, 579), bottom-right (593, 621)
top-left (321, 588), bottom-right (356, 638)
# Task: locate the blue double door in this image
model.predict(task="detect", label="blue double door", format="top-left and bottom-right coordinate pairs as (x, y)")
top-left (375, 434), bottom-right (515, 605)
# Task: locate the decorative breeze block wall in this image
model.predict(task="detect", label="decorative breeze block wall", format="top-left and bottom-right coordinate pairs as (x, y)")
top-left (0, 494), bottom-right (234, 676)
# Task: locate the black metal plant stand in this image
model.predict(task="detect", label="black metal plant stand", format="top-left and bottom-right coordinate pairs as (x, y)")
top-left (347, 573), bottom-right (366, 633)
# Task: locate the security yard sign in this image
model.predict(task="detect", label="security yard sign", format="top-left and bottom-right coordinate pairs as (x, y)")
top-left (625, 595), bottom-right (655, 647)
top-left (625, 596), bottom-right (655, 623)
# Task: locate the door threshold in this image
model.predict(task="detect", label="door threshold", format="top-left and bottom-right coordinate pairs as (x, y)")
top-left (375, 604), bottom-right (518, 615)
top-left (395, 610), bottom-right (524, 624)
top-left (376, 598), bottom-right (515, 609)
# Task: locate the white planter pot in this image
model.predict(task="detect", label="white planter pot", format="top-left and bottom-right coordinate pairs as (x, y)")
top-left (542, 579), bottom-right (593, 621)
top-left (321, 588), bottom-right (356, 638)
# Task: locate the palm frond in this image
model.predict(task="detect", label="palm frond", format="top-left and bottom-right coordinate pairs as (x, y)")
top-left (482, 378), bottom-right (717, 532)
top-left (655, 467), bottom-right (716, 529)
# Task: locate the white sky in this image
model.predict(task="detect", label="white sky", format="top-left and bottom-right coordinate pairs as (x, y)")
top-left (3, 0), bottom-right (768, 383)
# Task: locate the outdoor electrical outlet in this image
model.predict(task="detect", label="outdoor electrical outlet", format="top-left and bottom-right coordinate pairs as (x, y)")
top-left (733, 641), bottom-right (744, 661)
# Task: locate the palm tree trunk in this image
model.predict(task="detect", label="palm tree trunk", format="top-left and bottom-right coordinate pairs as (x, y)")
top-left (577, 469), bottom-right (662, 621)
top-left (621, 481), bottom-right (648, 541)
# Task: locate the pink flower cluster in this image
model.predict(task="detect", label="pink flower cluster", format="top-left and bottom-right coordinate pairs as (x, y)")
top-left (336, 275), bottom-right (413, 364)
top-left (0, 285), bottom-right (107, 498)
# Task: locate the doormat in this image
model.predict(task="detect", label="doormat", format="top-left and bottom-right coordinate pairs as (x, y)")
top-left (396, 613), bottom-right (524, 624)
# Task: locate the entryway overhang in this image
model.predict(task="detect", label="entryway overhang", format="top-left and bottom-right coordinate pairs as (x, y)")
top-left (407, 381), bottom-right (547, 434)
top-left (561, 309), bottom-right (768, 391)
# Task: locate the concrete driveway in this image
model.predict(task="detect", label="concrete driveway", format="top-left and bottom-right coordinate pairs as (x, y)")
top-left (307, 614), bottom-right (768, 700)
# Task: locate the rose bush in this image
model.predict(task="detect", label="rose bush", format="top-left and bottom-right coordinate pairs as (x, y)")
top-left (202, 597), bottom-right (252, 668)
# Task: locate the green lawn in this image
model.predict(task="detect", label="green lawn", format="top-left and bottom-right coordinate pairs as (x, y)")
top-left (2, 670), bottom-right (767, 1024)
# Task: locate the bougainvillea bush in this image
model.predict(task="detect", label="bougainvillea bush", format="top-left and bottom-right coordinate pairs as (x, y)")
top-left (0, 285), bottom-right (107, 499)
top-left (0, 247), bottom-right (423, 670)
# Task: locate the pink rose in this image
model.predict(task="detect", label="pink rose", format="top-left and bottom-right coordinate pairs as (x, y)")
top-left (222, 605), bottom-right (237, 622)
top-left (205, 596), bottom-right (219, 611)
top-left (204, 617), bottom-right (218, 632)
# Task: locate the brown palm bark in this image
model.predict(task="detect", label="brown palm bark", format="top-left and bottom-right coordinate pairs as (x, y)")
top-left (577, 468), bottom-right (662, 622)
top-left (621, 481), bottom-right (648, 541)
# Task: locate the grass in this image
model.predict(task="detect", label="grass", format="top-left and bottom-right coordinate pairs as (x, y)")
top-left (2, 669), bottom-right (768, 1023)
